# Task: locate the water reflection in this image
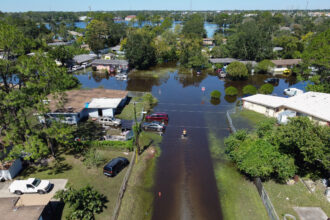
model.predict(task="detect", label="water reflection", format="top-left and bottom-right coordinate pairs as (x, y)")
top-left (210, 98), bottom-right (221, 105)
top-left (224, 95), bottom-right (237, 103)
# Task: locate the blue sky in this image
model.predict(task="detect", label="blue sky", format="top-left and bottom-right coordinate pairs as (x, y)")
top-left (1, 0), bottom-right (329, 12)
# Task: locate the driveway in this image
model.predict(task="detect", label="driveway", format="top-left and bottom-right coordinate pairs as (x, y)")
top-left (0, 179), bottom-right (67, 200)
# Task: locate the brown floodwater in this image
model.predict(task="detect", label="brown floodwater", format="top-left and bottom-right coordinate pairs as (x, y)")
top-left (75, 66), bottom-right (307, 219)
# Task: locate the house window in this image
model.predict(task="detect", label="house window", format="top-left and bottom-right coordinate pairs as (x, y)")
top-left (98, 109), bottom-right (103, 117)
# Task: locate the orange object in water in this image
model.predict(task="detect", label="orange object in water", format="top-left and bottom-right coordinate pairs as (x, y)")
top-left (158, 192), bottom-right (162, 197)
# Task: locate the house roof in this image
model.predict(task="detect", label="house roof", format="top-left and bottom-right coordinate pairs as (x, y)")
top-left (73, 54), bottom-right (97, 64)
top-left (209, 58), bottom-right (238, 64)
top-left (47, 41), bottom-right (72, 46)
top-left (271, 59), bottom-right (302, 66)
top-left (0, 197), bottom-right (45, 220)
top-left (283, 92), bottom-right (330, 122)
top-left (88, 98), bottom-right (123, 109)
top-left (47, 89), bottom-right (128, 113)
top-left (242, 94), bottom-right (287, 108)
top-left (110, 45), bottom-right (121, 51)
top-left (91, 59), bottom-right (128, 66)
top-left (243, 92), bottom-right (330, 122)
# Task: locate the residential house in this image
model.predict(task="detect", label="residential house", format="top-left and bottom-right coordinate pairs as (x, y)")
top-left (91, 59), bottom-right (129, 72)
top-left (242, 92), bottom-right (330, 126)
top-left (209, 58), bottom-right (257, 68)
top-left (73, 54), bottom-right (97, 65)
top-left (125, 15), bottom-right (137, 21)
top-left (44, 89), bottom-right (128, 124)
top-left (203, 38), bottom-right (214, 46)
top-left (47, 41), bottom-right (73, 47)
top-left (270, 59), bottom-right (302, 75)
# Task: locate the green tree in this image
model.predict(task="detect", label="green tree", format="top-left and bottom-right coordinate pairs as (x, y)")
top-left (273, 35), bottom-right (302, 59)
top-left (182, 14), bottom-right (206, 38)
top-left (225, 86), bottom-right (238, 96)
top-left (178, 37), bottom-right (207, 68)
top-left (258, 84), bottom-right (274, 94)
top-left (243, 85), bottom-right (257, 95)
top-left (210, 90), bottom-right (221, 99)
top-left (85, 20), bottom-right (108, 54)
top-left (55, 186), bottom-right (107, 220)
top-left (124, 29), bottom-right (156, 70)
top-left (255, 60), bottom-right (275, 74)
top-left (226, 61), bottom-right (248, 80)
top-left (154, 29), bottom-right (178, 63)
top-left (274, 117), bottom-right (330, 176)
top-left (302, 29), bottom-right (330, 76)
top-left (48, 46), bottom-right (74, 66)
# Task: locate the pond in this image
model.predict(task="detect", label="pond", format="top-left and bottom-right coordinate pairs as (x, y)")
top-left (75, 66), bottom-right (307, 219)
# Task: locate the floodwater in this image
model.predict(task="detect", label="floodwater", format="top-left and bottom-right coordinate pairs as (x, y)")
top-left (75, 67), bottom-right (307, 219)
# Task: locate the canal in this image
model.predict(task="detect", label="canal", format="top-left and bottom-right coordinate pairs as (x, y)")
top-left (75, 67), bottom-right (307, 219)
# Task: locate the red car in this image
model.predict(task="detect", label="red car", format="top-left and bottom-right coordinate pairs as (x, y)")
top-left (145, 113), bottom-right (168, 122)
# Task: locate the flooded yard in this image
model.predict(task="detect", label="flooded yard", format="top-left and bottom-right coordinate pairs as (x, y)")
top-left (75, 66), bottom-right (307, 219)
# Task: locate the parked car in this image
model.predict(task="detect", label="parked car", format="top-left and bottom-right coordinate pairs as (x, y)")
top-left (103, 157), bottom-right (129, 177)
top-left (145, 113), bottom-right (169, 122)
top-left (264, 78), bottom-right (279, 84)
top-left (98, 116), bottom-right (121, 127)
top-left (115, 73), bottom-right (128, 80)
top-left (9, 178), bottom-right (51, 195)
top-left (142, 121), bottom-right (166, 132)
top-left (284, 88), bottom-right (304, 97)
top-left (71, 65), bottom-right (80, 71)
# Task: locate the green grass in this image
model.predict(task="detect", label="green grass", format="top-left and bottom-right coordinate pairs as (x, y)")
top-left (118, 146), bottom-right (159, 220)
top-left (231, 109), bottom-right (269, 130)
top-left (208, 132), bottom-right (268, 220)
top-left (116, 97), bottom-right (145, 120)
top-left (264, 180), bottom-right (330, 219)
top-left (19, 149), bottom-right (132, 220)
top-left (130, 66), bottom-right (175, 78)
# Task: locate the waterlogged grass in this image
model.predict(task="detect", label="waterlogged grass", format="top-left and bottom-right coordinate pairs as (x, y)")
top-left (208, 132), bottom-right (268, 220)
top-left (130, 66), bottom-right (176, 78)
top-left (231, 109), bottom-right (269, 130)
top-left (264, 180), bottom-right (330, 219)
top-left (19, 150), bottom-right (132, 220)
top-left (118, 146), bottom-right (159, 220)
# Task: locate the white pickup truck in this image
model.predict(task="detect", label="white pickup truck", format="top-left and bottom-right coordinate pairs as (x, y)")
top-left (9, 178), bottom-right (52, 195)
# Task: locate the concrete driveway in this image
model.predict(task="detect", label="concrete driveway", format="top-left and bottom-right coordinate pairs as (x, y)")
top-left (0, 179), bottom-right (67, 200)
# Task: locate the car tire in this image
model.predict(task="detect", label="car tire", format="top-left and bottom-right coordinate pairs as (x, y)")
top-left (14, 190), bottom-right (23, 195)
top-left (37, 190), bottom-right (45, 194)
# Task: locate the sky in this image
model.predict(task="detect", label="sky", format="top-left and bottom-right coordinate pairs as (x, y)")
top-left (1, 0), bottom-right (329, 12)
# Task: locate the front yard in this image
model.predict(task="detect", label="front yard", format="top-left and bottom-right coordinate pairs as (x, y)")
top-left (19, 148), bottom-right (132, 220)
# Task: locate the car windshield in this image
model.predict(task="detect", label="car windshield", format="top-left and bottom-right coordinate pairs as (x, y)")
top-left (32, 178), bottom-right (41, 186)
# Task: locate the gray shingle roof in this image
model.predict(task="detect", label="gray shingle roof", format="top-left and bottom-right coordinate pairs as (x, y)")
top-left (73, 54), bottom-right (97, 64)
top-left (91, 59), bottom-right (128, 66)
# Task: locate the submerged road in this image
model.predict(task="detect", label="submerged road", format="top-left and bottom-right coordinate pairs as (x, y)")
top-left (152, 103), bottom-right (224, 220)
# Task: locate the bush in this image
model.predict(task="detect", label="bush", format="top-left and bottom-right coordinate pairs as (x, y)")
top-left (142, 93), bottom-right (158, 110)
top-left (225, 86), bottom-right (238, 96)
top-left (243, 85), bottom-right (257, 95)
top-left (258, 83), bottom-right (274, 94)
top-left (255, 60), bottom-right (275, 74)
top-left (226, 61), bottom-right (249, 80)
top-left (83, 148), bottom-right (105, 168)
top-left (210, 90), bottom-right (221, 99)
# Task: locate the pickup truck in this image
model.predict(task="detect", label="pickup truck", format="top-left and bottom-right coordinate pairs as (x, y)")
top-left (98, 116), bottom-right (121, 127)
top-left (9, 178), bottom-right (51, 195)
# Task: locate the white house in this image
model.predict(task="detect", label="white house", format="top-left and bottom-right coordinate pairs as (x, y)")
top-left (242, 92), bottom-right (330, 126)
top-left (270, 59), bottom-right (302, 75)
top-left (44, 89), bottom-right (128, 124)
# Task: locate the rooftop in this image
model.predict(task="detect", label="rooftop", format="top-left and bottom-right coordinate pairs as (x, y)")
top-left (283, 92), bottom-right (330, 122)
top-left (209, 58), bottom-right (238, 64)
top-left (47, 89), bottom-right (128, 113)
top-left (91, 59), bottom-right (128, 66)
top-left (73, 54), bottom-right (97, 64)
top-left (242, 94), bottom-right (287, 108)
top-left (271, 59), bottom-right (302, 66)
top-left (0, 197), bottom-right (44, 220)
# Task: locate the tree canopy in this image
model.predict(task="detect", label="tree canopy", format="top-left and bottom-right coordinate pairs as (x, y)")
top-left (226, 62), bottom-right (248, 80)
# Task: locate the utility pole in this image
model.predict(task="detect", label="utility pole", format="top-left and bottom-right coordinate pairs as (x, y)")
top-left (133, 102), bottom-right (139, 162)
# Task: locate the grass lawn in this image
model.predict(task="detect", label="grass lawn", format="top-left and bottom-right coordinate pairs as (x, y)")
top-left (116, 97), bottom-right (145, 121)
top-left (208, 132), bottom-right (268, 220)
top-left (264, 180), bottom-right (330, 219)
top-left (231, 109), bottom-right (269, 130)
top-left (130, 66), bottom-right (176, 78)
top-left (19, 149), bottom-right (132, 220)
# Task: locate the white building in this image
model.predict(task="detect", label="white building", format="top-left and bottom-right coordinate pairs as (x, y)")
top-left (44, 89), bottom-right (128, 124)
top-left (242, 92), bottom-right (330, 126)
top-left (270, 59), bottom-right (302, 75)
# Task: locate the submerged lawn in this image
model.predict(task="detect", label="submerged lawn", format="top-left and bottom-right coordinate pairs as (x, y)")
top-left (208, 132), bottom-right (268, 220)
top-left (264, 180), bottom-right (330, 219)
top-left (231, 109), bottom-right (269, 130)
top-left (19, 149), bottom-right (132, 220)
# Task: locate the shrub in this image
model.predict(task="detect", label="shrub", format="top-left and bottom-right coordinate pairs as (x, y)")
top-left (83, 148), bottom-right (105, 168)
top-left (258, 83), bottom-right (274, 94)
top-left (210, 90), bottom-right (221, 99)
top-left (225, 86), bottom-right (238, 96)
top-left (226, 61), bottom-right (248, 80)
top-left (142, 93), bottom-right (158, 110)
top-left (243, 85), bottom-right (257, 95)
top-left (255, 60), bottom-right (275, 74)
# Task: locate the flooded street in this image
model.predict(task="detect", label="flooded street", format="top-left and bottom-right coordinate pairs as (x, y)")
top-left (75, 67), bottom-right (307, 219)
